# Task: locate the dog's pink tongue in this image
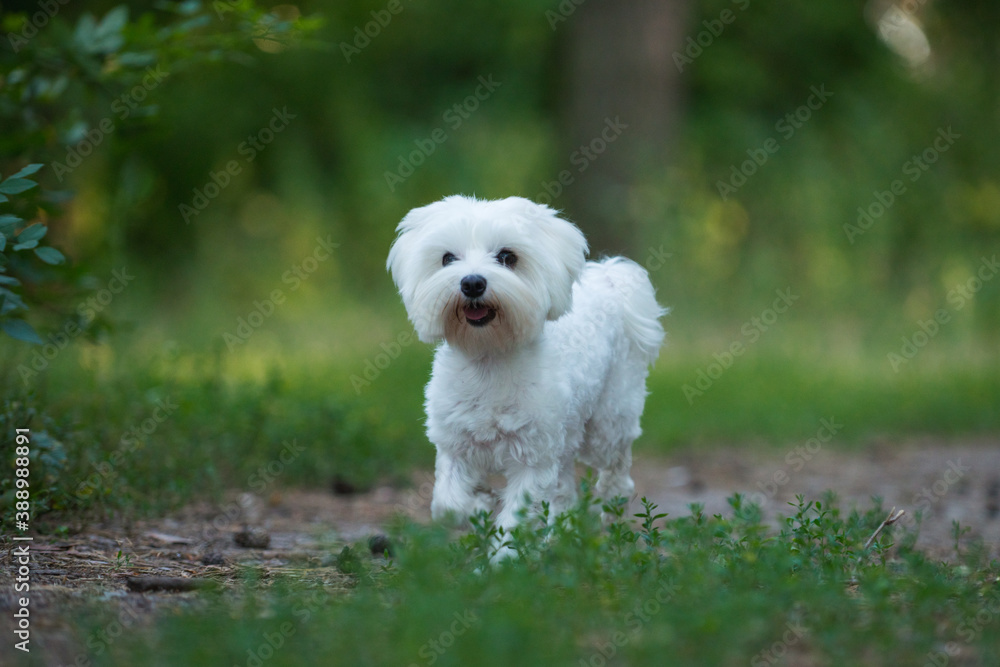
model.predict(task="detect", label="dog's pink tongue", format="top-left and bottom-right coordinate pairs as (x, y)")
top-left (464, 306), bottom-right (490, 320)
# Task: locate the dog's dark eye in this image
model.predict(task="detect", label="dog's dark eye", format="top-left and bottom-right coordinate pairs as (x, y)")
top-left (496, 249), bottom-right (517, 269)
top-left (442, 252), bottom-right (457, 266)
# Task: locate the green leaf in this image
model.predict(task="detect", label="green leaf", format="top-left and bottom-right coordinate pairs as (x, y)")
top-left (34, 247), bottom-right (66, 265)
top-left (0, 287), bottom-right (24, 313)
top-left (0, 275), bottom-right (20, 286)
top-left (98, 5), bottom-right (129, 36)
top-left (73, 13), bottom-right (98, 49)
top-left (117, 52), bottom-right (157, 67)
top-left (16, 224), bottom-right (47, 244)
top-left (13, 240), bottom-right (39, 251)
top-left (0, 194), bottom-right (7, 203)
top-left (177, 0), bottom-right (202, 16)
top-left (0, 232), bottom-right (5, 252)
top-left (92, 6), bottom-right (128, 53)
top-left (0, 178), bottom-right (37, 195)
top-left (8, 164), bottom-right (44, 179)
top-left (1, 319), bottom-right (43, 345)
top-left (0, 215), bottom-right (21, 235)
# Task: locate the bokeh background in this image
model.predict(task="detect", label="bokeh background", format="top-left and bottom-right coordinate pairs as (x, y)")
top-left (1, 0), bottom-right (998, 520)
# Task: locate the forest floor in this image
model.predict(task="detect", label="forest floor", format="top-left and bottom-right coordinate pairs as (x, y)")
top-left (3, 438), bottom-right (999, 664)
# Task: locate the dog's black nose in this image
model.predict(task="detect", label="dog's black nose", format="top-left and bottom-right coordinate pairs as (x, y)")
top-left (460, 274), bottom-right (487, 298)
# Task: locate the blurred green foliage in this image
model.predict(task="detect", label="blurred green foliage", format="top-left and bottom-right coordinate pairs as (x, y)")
top-left (4, 0), bottom-right (991, 351)
top-left (3, 0), bottom-right (998, 318)
top-left (667, 0), bottom-right (1000, 330)
top-left (0, 0), bottom-right (321, 337)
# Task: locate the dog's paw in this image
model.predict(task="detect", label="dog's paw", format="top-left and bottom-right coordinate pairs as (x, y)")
top-left (470, 486), bottom-right (495, 514)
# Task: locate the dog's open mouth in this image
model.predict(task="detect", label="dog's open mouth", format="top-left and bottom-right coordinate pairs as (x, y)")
top-left (463, 305), bottom-right (497, 326)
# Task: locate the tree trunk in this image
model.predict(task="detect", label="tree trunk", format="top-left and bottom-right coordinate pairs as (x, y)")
top-left (563, 0), bottom-right (690, 256)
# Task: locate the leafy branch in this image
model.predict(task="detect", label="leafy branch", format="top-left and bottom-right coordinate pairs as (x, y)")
top-left (0, 164), bottom-right (66, 344)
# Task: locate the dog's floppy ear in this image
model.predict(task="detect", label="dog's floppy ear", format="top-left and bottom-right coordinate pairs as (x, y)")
top-left (386, 196), bottom-right (464, 291)
top-left (386, 202), bottom-right (438, 341)
top-left (388, 204), bottom-right (429, 286)
top-left (519, 200), bottom-right (588, 320)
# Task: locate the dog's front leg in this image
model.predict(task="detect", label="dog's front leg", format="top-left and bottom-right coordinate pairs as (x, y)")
top-left (431, 451), bottom-right (491, 523)
top-left (496, 462), bottom-right (559, 531)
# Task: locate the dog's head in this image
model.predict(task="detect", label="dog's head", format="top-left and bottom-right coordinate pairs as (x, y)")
top-left (387, 195), bottom-right (588, 357)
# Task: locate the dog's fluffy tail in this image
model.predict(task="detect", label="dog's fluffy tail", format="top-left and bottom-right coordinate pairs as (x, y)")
top-left (599, 257), bottom-right (668, 365)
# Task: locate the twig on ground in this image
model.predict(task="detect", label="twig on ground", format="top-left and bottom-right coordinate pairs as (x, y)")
top-left (864, 507), bottom-right (906, 550)
top-left (125, 576), bottom-right (216, 592)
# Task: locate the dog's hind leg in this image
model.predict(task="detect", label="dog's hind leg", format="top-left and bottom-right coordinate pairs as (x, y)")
top-left (581, 398), bottom-right (641, 516)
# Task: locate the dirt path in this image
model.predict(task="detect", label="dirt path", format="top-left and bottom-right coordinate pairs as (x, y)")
top-left (634, 438), bottom-right (1000, 558)
top-left (2, 439), bottom-right (998, 663)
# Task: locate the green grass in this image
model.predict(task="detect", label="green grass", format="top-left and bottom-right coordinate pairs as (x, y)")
top-left (647, 351), bottom-right (1000, 446)
top-left (58, 491), bottom-right (1000, 666)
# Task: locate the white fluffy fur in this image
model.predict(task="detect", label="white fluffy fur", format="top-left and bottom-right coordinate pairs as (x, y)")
top-left (387, 195), bottom-right (666, 531)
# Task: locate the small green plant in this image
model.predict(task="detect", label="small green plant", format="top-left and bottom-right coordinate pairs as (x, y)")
top-left (463, 509), bottom-right (509, 567)
top-left (113, 548), bottom-right (133, 572)
top-left (951, 519), bottom-right (972, 555)
top-left (634, 496), bottom-right (668, 548)
top-left (67, 492), bottom-right (1000, 666)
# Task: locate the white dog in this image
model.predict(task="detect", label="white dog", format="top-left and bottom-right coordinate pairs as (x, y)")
top-left (387, 195), bottom-right (666, 532)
